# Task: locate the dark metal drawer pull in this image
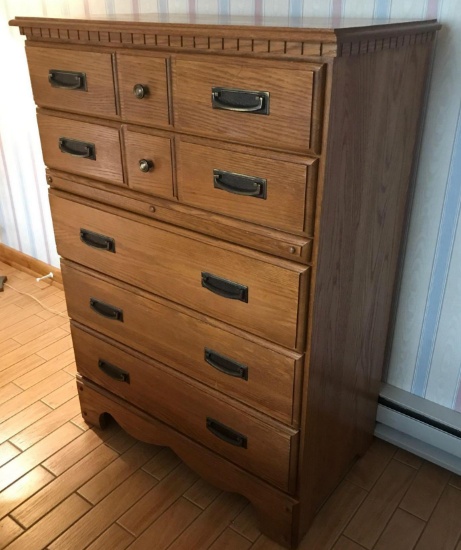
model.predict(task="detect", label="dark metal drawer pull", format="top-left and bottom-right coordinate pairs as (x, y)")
top-left (98, 359), bottom-right (130, 383)
top-left (201, 272), bottom-right (248, 303)
top-left (59, 137), bottom-right (96, 160)
top-left (206, 417), bottom-right (247, 448)
top-left (211, 87), bottom-right (269, 115)
top-left (80, 229), bottom-right (115, 253)
top-left (48, 69), bottom-right (87, 90)
top-left (133, 83), bottom-right (148, 99)
top-left (89, 298), bottom-right (123, 321)
top-left (213, 169), bottom-right (267, 199)
top-left (204, 348), bottom-right (248, 380)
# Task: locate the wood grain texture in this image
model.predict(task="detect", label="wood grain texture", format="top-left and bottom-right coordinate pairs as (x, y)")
top-left (123, 127), bottom-right (174, 198)
top-left (173, 56), bottom-right (321, 154)
top-left (72, 326), bottom-right (298, 491)
top-left (48, 470), bottom-right (156, 549)
top-left (177, 138), bottom-right (316, 234)
top-left (77, 378), bottom-right (298, 548)
top-left (0, 466), bottom-right (55, 519)
top-left (0, 517), bottom-right (23, 549)
top-left (37, 113), bottom-right (123, 184)
top-left (10, 16), bottom-right (440, 61)
top-left (167, 492), bottom-right (247, 550)
top-left (6, 493), bottom-right (91, 550)
top-left (184, 477), bottom-right (221, 509)
top-left (48, 171), bottom-right (312, 262)
top-left (0, 422), bottom-right (81, 491)
top-left (400, 461), bottom-right (451, 521)
top-left (65, 266), bottom-right (302, 426)
top-left (26, 46), bottom-right (117, 117)
top-left (85, 524), bottom-right (134, 550)
top-left (141, 448), bottom-right (179, 480)
top-left (8, 15), bottom-right (441, 549)
top-left (11, 444), bottom-right (117, 527)
top-left (295, 39), bottom-right (435, 537)
top-left (51, 195), bottom-right (308, 349)
top-left (414, 485), bottom-right (461, 550)
top-left (118, 463), bottom-right (198, 536)
top-left (344, 460), bottom-right (416, 548)
top-left (373, 509), bottom-right (425, 550)
top-left (117, 52), bottom-right (170, 127)
top-left (2, 265), bottom-right (461, 550)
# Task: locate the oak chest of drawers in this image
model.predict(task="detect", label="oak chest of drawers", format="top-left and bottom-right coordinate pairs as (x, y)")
top-left (11, 14), bottom-right (440, 548)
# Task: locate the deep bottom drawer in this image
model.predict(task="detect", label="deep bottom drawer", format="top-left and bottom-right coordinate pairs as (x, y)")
top-left (73, 323), bottom-right (298, 491)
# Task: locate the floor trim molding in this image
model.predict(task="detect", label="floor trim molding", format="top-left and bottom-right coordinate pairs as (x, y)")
top-left (0, 244), bottom-right (62, 286)
top-left (375, 383), bottom-right (461, 474)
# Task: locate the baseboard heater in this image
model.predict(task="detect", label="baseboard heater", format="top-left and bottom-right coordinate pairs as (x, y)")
top-left (375, 383), bottom-right (461, 474)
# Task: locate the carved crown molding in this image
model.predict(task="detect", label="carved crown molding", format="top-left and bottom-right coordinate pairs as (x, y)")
top-left (10, 18), bottom-right (441, 59)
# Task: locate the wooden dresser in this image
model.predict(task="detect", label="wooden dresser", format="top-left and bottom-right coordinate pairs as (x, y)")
top-left (10, 14), bottom-right (440, 548)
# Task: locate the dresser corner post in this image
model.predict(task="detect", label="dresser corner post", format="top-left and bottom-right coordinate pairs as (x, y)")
top-left (76, 376), bottom-right (110, 430)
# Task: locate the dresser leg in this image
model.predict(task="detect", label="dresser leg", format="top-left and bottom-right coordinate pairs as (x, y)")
top-left (76, 378), bottom-right (109, 429)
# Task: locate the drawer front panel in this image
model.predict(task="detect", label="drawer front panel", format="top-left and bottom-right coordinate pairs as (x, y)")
top-left (26, 47), bottom-right (116, 117)
top-left (62, 263), bottom-right (300, 425)
top-left (51, 195), bottom-right (308, 349)
top-left (38, 114), bottom-right (123, 184)
top-left (72, 324), bottom-right (297, 490)
top-left (178, 139), bottom-right (315, 234)
top-left (124, 129), bottom-right (174, 199)
top-left (117, 53), bottom-right (170, 127)
top-left (173, 58), bottom-right (320, 153)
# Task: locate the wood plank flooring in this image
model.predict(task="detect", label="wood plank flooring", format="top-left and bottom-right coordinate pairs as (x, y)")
top-left (1, 260), bottom-right (461, 550)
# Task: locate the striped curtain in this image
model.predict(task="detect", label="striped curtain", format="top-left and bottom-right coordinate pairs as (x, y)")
top-left (1, 0), bottom-right (460, 411)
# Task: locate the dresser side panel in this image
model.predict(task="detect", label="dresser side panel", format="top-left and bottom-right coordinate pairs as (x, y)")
top-left (297, 38), bottom-right (436, 531)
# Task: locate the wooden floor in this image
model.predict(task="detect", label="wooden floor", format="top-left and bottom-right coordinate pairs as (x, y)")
top-left (1, 261), bottom-right (461, 550)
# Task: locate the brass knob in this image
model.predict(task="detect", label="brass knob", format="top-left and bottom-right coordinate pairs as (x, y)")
top-left (133, 84), bottom-right (148, 99)
top-left (139, 159), bottom-right (153, 173)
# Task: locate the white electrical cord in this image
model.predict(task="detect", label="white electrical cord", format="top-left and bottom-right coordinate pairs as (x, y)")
top-left (36, 272), bottom-right (54, 282)
top-left (4, 281), bottom-right (69, 319)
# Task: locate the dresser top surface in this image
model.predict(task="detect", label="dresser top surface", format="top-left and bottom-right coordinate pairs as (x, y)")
top-left (10, 15), bottom-right (440, 59)
top-left (10, 14), bottom-right (440, 36)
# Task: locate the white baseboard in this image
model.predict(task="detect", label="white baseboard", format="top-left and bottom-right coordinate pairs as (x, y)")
top-left (375, 383), bottom-right (461, 474)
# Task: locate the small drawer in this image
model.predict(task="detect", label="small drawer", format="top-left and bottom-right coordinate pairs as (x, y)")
top-left (178, 138), bottom-right (317, 234)
top-left (37, 113), bottom-right (123, 184)
top-left (173, 57), bottom-right (323, 154)
top-left (26, 46), bottom-right (116, 117)
top-left (52, 195), bottom-right (308, 349)
top-left (72, 323), bottom-right (298, 491)
top-left (117, 53), bottom-right (170, 127)
top-left (124, 129), bottom-right (174, 199)
top-left (63, 263), bottom-right (301, 425)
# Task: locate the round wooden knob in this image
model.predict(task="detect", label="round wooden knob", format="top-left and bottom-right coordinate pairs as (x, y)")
top-left (139, 159), bottom-right (153, 173)
top-left (133, 84), bottom-right (148, 99)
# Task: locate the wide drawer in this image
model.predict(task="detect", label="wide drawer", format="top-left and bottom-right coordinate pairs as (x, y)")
top-left (61, 262), bottom-right (302, 425)
top-left (173, 57), bottom-right (323, 154)
top-left (51, 194), bottom-right (308, 349)
top-left (72, 323), bottom-right (298, 491)
top-left (38, 113), bottom-right (123, 185)
top-left (177, 138), bottom-right (317, 234)
top-left (26, 46), bottom-right (116, 117)
top-left (117, 53), bottom-right (170, 127)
